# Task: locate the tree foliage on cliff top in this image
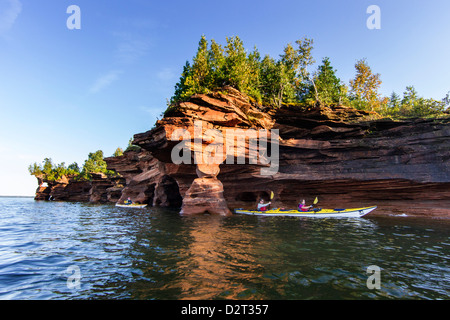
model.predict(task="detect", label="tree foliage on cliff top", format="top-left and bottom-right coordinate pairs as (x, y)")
top-left (28, 150), bottom-right (118, 182)
top-left (169, 35), bottom-right (449, 119)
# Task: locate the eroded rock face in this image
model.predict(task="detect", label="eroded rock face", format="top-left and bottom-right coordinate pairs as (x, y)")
top-left (104, 150), bottom-right (184, 208)
top-left (132, 87), bottom-right (449, 217)
top-left (180, 176), bottom-right (231, 216)
top-left (131, 87), bottom-right (277, 215)
top-left (33, 171), bottom-right (123, 203)
top-left (33, 87), bottom-right (450, 217)
top-left (35, 178), bottom-right (96, 202)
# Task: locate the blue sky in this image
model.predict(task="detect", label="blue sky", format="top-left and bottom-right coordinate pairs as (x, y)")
top-left (1, 0), bottom-right (449, 196)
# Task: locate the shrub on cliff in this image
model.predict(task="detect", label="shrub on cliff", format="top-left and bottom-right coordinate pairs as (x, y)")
top-left (124, 138), bottom-right (141, 153)
top-left (113, 147), bottom-right (124, 157)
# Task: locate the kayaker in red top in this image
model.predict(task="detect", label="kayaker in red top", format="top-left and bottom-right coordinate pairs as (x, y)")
top-left (298, 199), bottom-right (313, 212)
top-left (257, 199), bottom-right (271, 211)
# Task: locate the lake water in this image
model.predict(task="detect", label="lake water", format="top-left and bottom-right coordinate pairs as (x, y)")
top-left (0, 197), bottom-right (449, 300)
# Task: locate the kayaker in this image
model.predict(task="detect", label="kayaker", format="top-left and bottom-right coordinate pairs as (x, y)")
top-left (257, 199), bottom-right (271, 211)
top-left (298, 199), bottom-right (313, 212)
top-left (125, 197), bottom-right (132, 205)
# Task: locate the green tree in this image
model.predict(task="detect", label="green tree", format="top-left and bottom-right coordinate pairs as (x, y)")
top-left (259, 37), bottom-right (315, 107)
top-left (78, 150), bottom-right (110, 180)
top-left (389, 92), bottom-right (401, 109)
top-left (172, 35), bottom-right (210, 103)
top-left (191, 35), bottom-right (210, 91)
top-left (29, 152), bottom-right (118, 182)
top-left (28, 162), bottom-right (43, 176)
top-left (206, 39), bottom-right (226, 89)
top-left (42, 158), bottom-right (54, 175)
top-left (84, 150), bottom-right (107, 172)
top-left (259, 55), bottom-right (288, 107)
top-left (382, 91), bottom-right (401, 116)
top-left (67, 162), bottom-right (80, 175)
top-left (170, 35), bottom-right (318, 108)
top-left (304, 57), bottom-right (346, 105)
top-left (400, 86), bottom-right (419, 115)
top-left (400, 86), bottom-right (445, 117)
top-left (246, 46), bottom-right (262, 103)
top-left (172, 61), bottom-right (193, 103)
top-left (223, 36), bottom-right (251, 92)
top-left (53, 162), bottom-right (68, 180)
top-left (382, 86), bottom-right (446, 118)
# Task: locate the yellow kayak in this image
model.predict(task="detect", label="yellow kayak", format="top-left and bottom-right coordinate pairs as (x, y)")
top-left (234, 206), bottom-right (377, 218)
top-left (115, 203), bottom-right (147, 209)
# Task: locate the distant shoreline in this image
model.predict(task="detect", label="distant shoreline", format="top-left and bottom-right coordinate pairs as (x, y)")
top-left (0, 195), bottom-right (34, 198)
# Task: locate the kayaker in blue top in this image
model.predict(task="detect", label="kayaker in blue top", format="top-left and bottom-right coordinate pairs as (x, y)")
top-left (257, 199), bottom-right (271, 211)
top-left (125, 197), bottom-right (132, 205)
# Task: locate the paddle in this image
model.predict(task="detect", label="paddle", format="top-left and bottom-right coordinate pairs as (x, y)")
top-left (267, 191), bottom-right (274, 210)
top-left (313, 197), bottom-right (318, 205)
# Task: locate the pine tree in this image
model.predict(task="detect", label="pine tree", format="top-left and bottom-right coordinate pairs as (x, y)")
top-left (172, 61), bottom-right (193, 103)
top-left (206, 39), bottom-right (226, 89)
top-left (305, 57), bottom-right (345, 105)
top-left (223, 36), bottom-right (250, 92)
top-left (170, 35), bottom-right (317, 108)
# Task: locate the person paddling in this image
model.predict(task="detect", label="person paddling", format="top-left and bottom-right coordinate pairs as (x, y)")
top-left (257, 199), bottom-right (271, 211)
top-left (125, 197), bottom-right (132, 205)
top-left (298, 199), bottom-right (313, 212)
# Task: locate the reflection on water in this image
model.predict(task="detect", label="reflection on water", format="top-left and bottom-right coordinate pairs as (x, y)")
top-left (0, 197), bottom-right (449, 300)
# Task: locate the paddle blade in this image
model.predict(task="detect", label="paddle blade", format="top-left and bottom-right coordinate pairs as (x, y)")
top-left (313, 197), bottom-right (319, 205)
top-left (270, 191), bottom-right (274, 200)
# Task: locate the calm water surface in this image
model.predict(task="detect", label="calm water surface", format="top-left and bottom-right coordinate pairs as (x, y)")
top-left (0, 197), bottom-right (449, 300)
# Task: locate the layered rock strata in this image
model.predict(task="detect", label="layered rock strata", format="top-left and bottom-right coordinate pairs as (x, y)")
top-left (33, 86), bottom-right (450, 217)
top-left (132, 87), bottom-right (450, 217)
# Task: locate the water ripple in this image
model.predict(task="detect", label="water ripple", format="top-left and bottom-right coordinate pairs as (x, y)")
top-left (0, 198), bottom-right (449, 299)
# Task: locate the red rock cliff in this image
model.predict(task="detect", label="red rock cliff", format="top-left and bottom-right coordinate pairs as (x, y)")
top-left (131, 86), bottom-right (450, 217)
top-left (33, 87), bottom-right (450, 217)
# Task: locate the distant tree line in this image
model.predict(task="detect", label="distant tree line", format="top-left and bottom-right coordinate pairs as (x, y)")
top-left (28, 150), bottom-right (118, 182)
top-left (28, 139), bottom-right (143, 182)
top-left (170, 35), bottom-right (449, 118)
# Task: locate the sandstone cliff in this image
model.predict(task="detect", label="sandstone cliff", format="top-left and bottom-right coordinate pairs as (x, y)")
top-left (131, 86), bottom-right (450, 217)
top-left (34, 172), bottom-right (124, 203)
top-left (33, 87), bottom-right (450, 217)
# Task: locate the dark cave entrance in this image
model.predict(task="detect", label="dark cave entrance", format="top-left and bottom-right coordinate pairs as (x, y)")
top-left (154, 175), bottom-right (183, 208)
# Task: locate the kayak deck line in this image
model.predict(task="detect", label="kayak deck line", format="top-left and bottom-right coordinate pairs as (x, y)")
top-left (234, 206), bottom-right (377, 217)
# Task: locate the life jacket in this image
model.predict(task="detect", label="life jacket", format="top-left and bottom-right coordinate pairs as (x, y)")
top-left (298, 204), bottom-right (308, 212)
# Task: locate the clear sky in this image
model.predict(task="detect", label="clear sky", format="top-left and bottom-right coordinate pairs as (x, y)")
top-left (1, 0), bottom-right (449, 196)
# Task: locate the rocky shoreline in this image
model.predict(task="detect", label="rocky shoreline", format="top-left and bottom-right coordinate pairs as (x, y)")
top-left (34, 87), bottom-right (450, 217)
